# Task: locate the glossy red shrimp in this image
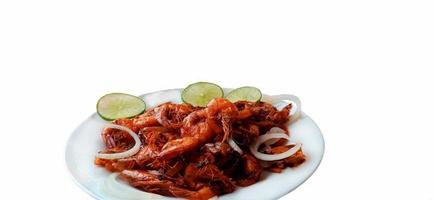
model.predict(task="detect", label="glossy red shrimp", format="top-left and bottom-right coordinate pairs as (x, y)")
top-left (158, 98), bottom-right (238, 160)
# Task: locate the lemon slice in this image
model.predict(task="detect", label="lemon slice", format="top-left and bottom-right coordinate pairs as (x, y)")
top-left (181, 82), bottom-right (224, 107)
top-left (97, 93), bottom-right (146, 120)
top-left (226, 86), bottom-right (262, 102)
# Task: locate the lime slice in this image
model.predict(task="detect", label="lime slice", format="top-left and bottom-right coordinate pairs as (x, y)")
top-left (226, 86), bottom-right (262, 102)
top-left (181, 82), bottom-right (224, 107)
top-left (97, 93), bottom-right (146, 121)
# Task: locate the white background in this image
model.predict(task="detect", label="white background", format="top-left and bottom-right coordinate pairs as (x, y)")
top-left (0, 0), bottom-right (433, 200)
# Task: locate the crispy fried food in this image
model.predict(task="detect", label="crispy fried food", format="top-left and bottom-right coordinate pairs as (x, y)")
top-left (262, 145), bottom-right (306, 172)
top-left (120, 170), bottom-right (215, 200)
top-left (184, 163), bottom-right (235, 194)
top-left (158, 98), bottom-right (238, 160)
top-left (155, 103), bottom-right (196, 129)
top-left (96, 99), bottom-right (305, 199)
top-left (234, 154), bottom-right (263, 186)
top-left (102, 118), bottom-right (137, 150)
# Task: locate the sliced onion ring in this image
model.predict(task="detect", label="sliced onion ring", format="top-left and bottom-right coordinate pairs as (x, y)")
top-left (228, 138), bottom-right (243, 154)
top-left (250, 133), bottom-right (301, 161)
top-left (264, 127), bottom-right (286, 146)
top-left (95, 124), bottom-right (141, 160)
top-left (263, 127), bottom-right (297, 146)
top-left (272, 94), bottom-right (302, 123)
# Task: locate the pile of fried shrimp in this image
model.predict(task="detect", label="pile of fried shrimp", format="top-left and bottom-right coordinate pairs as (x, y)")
top-left (95, 98), bottom-right (305, 200)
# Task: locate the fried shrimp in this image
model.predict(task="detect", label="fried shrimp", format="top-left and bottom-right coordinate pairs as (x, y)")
top-left (96, 97), bottom-right (305, 199)
top-left (158, 98), bottom-right (238, 160)
top-left (155, 103), bottom-right (196, 129)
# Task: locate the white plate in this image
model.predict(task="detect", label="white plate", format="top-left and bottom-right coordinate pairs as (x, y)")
top-left (65, 89), bottom-right (325, 200)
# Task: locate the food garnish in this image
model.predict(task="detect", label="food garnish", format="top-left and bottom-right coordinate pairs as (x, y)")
top-left (226, 86), bottom-right (262, 103)
top-left (97, 93), bottom-right (146, 121)
top-left (181, 82), bottom-right (224, 107)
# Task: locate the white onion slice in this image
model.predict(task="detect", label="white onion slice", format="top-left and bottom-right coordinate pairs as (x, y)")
top-left (96, 124), bottom-right (141, 160)
top-left (228, 138), bottom-right (243, 154)
top-left (263, 127), bottom-right (298, 146)
top-left (272, 94), bottom-right (302, 123)
top-left (250, 133), bottom-right (301, 161)
top-left (264, 127), bottom-right (286, 146)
